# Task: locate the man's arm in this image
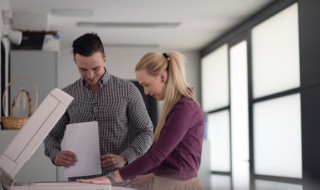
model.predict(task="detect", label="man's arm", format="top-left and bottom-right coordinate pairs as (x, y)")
top-left (44, 112), bottom-right (69, 165)
top-left (120, 83), bottom-right (153, 163)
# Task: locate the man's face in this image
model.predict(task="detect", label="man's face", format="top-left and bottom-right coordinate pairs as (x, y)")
top-left (74, 51), bottom-right (106, 86)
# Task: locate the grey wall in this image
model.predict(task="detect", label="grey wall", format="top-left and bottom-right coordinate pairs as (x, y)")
top-left (299, 0), bottom-right (320, 189)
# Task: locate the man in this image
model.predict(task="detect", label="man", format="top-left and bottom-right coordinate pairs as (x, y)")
top-left (44, 32), bottom-right (153, 181)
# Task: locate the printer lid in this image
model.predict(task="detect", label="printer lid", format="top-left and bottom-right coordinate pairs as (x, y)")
top-left (0, 88), bottom-right (73, 180)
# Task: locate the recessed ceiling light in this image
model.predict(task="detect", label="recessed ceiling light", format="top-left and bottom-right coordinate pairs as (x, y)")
top-left (51, 9), bottom-right (93, 17)
top-left (77, 22), bottom-right (180, 28)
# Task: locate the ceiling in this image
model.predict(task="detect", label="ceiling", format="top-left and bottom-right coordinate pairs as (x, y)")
top-left (9, 0), bottom-right (275, 50)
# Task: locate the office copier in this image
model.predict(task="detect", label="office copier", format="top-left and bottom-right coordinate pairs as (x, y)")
top-left (0, 88), bottom-right (135, 190)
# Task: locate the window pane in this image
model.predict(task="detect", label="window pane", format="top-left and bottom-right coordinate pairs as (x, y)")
top-left (199, 140), bottom-right (212, 190)
top-left (255, 180), bottom-right (302, 190)
top-left (207, 110), bottom-right (230, 172)
top-left (230, 41), bottom-right (250, 189)
top-left (251, 3), bottom-right (300, 98)
top-left (211, 175), bottom-right (231, 190)
top-left (253, 93), bottom-right (302, 178)
top-left (201, 45), bottom-right (229, 112)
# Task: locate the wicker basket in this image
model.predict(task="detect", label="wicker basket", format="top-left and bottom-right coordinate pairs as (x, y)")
top-left (1, 77), bottom-right (38, 130)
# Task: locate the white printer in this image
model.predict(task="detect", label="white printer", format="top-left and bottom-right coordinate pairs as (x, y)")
top-left (0, 88), bottom-right (135, 190)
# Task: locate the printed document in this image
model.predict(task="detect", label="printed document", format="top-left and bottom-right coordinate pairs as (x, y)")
top-left (64, 121), bottom-right (102, 178)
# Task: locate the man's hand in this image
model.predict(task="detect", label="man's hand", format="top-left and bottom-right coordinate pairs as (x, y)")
top-left (101, 154), bottom-right (127, 170)
top-left (54, 150), bottom-right (77, 167)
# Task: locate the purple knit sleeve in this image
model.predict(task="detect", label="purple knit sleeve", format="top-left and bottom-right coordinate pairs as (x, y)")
top-left (119, 99), bottom-right (197, 180)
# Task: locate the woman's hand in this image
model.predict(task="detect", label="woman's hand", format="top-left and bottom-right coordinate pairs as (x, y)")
top-left (77, 176), bottom-right (111, 185)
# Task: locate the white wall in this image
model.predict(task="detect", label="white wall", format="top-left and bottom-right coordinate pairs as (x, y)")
top-left (58, 44), bottom-right (200, 101)
top-left (0, 0), bottom-right (10, 33)
top-left (57, 44), bottom-right (202, 181)
top-left (1, 0), bottom-right (202, 182)
top-left (58, 44), bottom-right (201, 128)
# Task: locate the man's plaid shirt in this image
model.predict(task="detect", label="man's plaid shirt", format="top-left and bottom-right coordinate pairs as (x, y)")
top-left (44, 72), bottom-right (153, 180)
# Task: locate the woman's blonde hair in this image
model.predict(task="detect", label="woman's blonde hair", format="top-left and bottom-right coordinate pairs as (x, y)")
top-left (135, 51), bottom-right (197, 141)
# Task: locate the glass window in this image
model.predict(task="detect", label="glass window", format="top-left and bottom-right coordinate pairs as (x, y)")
top-left (207, 110), bottom-right (230, 172)
top-left (211, 175), bottom-right (231, 190)
top-left (255, 180), bottom-right (302, 190)
top-left (253, 93), bottom-right (302, 178)
top-left (230, 41), bottom-right (250, 189)
top-left (201, 45), bottom-right (229, 112)
top-left (251, 3), bottom-right (300, 98)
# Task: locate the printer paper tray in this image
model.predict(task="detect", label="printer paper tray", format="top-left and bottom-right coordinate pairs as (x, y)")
top-left (8, 182), bottom-right (135, 190)
top-left (8, 182), bottom-right (111, 190)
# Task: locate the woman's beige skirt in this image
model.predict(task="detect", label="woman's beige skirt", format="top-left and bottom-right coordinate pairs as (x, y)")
top-left (146, 175), bottom-right (205, 190)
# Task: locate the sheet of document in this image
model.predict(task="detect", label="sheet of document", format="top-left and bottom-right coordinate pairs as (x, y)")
top-left (64, 121), bottom-right (102, 178)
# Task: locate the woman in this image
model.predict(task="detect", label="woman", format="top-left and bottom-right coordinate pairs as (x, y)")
top-left (78, 51), bottom-right (205, 190)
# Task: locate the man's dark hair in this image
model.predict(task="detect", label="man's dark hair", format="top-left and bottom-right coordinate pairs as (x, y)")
top-left (72, 32), bottom-right (105, 57)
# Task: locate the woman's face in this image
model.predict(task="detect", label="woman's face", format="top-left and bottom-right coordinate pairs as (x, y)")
top-left (136, 69), bottom-right (167, 101)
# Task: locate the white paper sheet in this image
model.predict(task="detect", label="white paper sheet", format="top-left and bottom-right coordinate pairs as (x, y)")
top-left (64, 121), bottom-right (102, 178)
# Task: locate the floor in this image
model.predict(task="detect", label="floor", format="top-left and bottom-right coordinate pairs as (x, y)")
top-left (207, 174), bottom-right (303, 190)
